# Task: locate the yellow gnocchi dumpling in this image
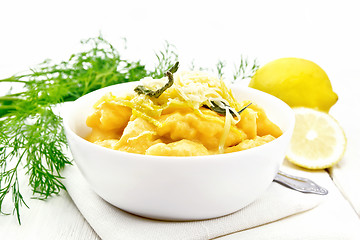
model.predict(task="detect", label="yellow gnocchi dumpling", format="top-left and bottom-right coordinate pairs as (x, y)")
top-left (86, 101), bottom-right (131, 132)
top-left (157, 108), bottom-right (247, 151)
top-left (115, 117), bottom-right (162, 154)
top-left (145, 139), bottom-right (209, 156)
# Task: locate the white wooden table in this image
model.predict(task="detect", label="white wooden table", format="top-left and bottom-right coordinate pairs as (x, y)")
top-left (1, 1), bottom-right (360, 239)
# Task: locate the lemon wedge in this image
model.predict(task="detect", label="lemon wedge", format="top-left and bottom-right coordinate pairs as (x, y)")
top-left (286, 107), bottom-right (346, 169)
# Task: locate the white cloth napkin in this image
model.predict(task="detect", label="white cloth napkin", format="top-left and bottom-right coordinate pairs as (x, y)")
top-left (62, 164), bottom-right (324, 240)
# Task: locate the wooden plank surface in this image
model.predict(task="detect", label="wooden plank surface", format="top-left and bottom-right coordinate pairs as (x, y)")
top-left (0, 173), bottom-right (99, 240)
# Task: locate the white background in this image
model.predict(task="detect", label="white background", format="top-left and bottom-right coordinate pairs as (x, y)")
top-left (1, 0), bottom-right (360, 239)
top-left (1, 0), bottom-right (359, 84)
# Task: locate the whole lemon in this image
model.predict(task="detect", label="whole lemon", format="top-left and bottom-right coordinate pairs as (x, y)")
top-left (249, 58), bottom-right (338, 112)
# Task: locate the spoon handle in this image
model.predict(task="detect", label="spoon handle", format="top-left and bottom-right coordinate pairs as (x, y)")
top-left (274, 171), bottom-right (328, 195)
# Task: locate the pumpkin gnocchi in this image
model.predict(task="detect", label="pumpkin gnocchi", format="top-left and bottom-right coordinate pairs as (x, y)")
top-left (85, 69), bottom-right (282, 156)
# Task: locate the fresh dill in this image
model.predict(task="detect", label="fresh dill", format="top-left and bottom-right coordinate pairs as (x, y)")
top-left (189, 56), bottom-right (258, 83)
top-left (216, 60), bottom-right (226, 79)
top-left (151, 41), bottom-right (178, 79)
top-left (232, 56), bottom-right (259, 83)
top-left (0, 35), bottom-right (178, 224)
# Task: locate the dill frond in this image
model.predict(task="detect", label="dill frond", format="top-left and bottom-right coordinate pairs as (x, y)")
top-left (232, 56), bottom-right (259, 83)
top-left (0, 35), bottom-right (155, 224)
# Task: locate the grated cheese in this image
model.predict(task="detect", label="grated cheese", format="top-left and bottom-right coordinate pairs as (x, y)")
top-left (113, 71), bottom-right (243, 151)
top-left (218, 107), bottom-right (232, 154)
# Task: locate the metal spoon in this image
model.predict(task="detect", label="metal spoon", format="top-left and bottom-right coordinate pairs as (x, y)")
top-left (274, 171), bottom-right (328, 195)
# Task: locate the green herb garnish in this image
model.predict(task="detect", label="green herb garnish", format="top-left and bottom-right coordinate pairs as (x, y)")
top-left (134, 61), bottom-right (179, 98)
top-left (238, 103), bottom-right (252, 114)
top-left (208, 101), bottom-right (252, 117)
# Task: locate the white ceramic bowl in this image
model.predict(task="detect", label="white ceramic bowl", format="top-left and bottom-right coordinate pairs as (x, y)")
top-left (63, 82), bottom-right (295, 220)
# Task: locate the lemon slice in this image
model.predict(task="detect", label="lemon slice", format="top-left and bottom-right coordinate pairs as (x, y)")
top-left (286, 107), bottom-right (346, 169)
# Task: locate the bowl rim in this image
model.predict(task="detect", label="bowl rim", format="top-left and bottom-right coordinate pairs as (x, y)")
top-left (62, 82), bottom-right (295, 162)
